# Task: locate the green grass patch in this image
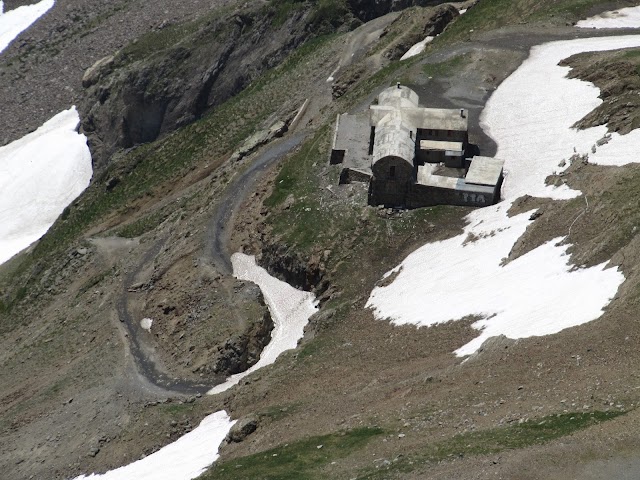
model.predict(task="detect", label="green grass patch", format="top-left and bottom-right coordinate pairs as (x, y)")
top-left (539, 0), bottom-right (634, 19)
top-left (120, 11), bottom-right (226, 64)
top-left (257, 402), bottom-right (301, 421)
top-left (623, 49), bottom-right (640, 59)
top-left (308, 0), bottom-right (350, 33)
top-left (162, 403), bottom-right (197, 416)
top-left (201, 427), bottom-right (384, 480)
top-left (115, 209), bottom-right (171, 239)
top-left (422, 53), bottom-right (470, 78)
top-left (295, 335), bottom-right (332, 361)
top-left (436, 411), bottom-right (623, 454)
top-left (264, 126), bottom-right (334, 251)
top-left (358, 410), bottom-right (625, 478)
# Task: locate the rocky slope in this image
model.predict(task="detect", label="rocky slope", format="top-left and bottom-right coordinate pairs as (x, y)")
top-left (79, 3), bottom-right (317, 170)
top-left (562, 47), bottom-right (640, 134)
top-left (5, 0), bottom-right (640, 479)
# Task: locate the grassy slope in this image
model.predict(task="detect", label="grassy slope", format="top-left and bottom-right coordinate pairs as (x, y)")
top-left (202, 412), bottom-right (625, 479)
top-left (0, 31), bottom-right (337, 318)
top-left (438, 0), bottom-right (638, 42)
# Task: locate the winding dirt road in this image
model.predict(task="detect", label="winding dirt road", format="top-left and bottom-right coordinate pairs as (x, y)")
top-left (116, 132), bottom-right (307, 396)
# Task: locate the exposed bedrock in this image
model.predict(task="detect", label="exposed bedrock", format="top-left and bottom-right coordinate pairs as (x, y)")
top-left (209, 284), bottom-right (275, 377)
top-left (258, 241), bottom-right (330, 299)
top-left (347, 0), bottom-right (455, 22)
top-left (382, 4), bottom-right (459, 60)
top-left (80, 6), bottom-right (312, 171)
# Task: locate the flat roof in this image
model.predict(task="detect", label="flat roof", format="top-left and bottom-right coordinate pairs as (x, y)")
top-left (370, 106), bottom-right (469, 132)
top-left (465, 156), bottom-right (504, 187)
top-left (408, 107), bottom-right (468, 132)
top-left (420, 140), bottom-right (464, 152)
top-left (417, 164), bottom-right (498, 196)
top-left (417, 165), bottom-right (459, 189)
top-left (332, 113), bottom-right (373, 174)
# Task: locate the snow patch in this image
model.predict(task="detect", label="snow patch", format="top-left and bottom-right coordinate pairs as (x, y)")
top-left (140, 318), bottom-right (153, 332)
top-left (400, 36), bottom-right (434, 61)
top-left (0, 0), bottom-right (54, 54)
top-left (72, 410), bottom-right (235, 480)
top-left (577, 6), bottom-right (640, 29)
top-left (368, 36), bottom-right (640, 356)
top-left (0, 107), bottom-right (92, 266)
top-left (208, 253), bottom-right (318, 395)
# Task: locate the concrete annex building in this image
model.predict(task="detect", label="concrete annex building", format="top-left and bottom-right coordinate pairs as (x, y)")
top-left (330, 85), bottom-right (504, 208)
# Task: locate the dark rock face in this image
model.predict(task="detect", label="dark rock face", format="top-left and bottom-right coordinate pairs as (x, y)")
top-left (210, 284), bottom-right (274, 377)
top-left (347, 0), bottom-right (451, 22)
top-left (259, 242), bottom-right (327, 294)
top-left (80, 6), bottom-right (312, 171)
top-left (79, 1), bottom-right (456, 172)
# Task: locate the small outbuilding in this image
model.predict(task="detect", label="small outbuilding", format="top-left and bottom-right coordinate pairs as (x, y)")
top-left (330, 84), bottom-right (504, 208)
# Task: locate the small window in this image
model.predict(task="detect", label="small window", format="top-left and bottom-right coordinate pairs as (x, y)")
top-left (368, 126), bottom-right (376, 155)
top-left (389, 166), bottom-right (396, 179)
top-left (447, 130), bottom-right (452, 137)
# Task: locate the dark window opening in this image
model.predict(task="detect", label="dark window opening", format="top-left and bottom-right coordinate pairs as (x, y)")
top-left (368, 126), bottom-right (376, 155)
top-left (447, 130), bottom-right (452, 137)
top-left (390, 166), bottom-right (396, 179)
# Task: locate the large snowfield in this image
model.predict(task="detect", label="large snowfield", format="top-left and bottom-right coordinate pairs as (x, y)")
top-left (367, 34), bottom-right (640, 356)
top-left (0, 0), bottom-right (91, 266)
top-left (72, 410), bottom-right (236, 480)
top-left (207, 253), bottom-right (319, 394)
top-left (0, 108), bottom-right (92, 265)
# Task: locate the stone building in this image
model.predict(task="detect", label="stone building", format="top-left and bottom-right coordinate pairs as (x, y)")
top-left (330, 84), bottom-right (504, 208)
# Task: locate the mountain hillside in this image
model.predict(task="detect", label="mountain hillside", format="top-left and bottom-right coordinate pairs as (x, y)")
top-left (3, 1), bottom-right (640, 479)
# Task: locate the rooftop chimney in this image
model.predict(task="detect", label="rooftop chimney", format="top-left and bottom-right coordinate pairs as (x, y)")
top-left (460, 108), bottom-right (465, 118)
top-left (397, 82), bottom-right (401, 89)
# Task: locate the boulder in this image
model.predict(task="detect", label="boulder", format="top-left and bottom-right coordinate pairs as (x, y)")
top-left (82, 55), bottom-right (115, 89)
top-left (226, 415), bottom-right (259, 443)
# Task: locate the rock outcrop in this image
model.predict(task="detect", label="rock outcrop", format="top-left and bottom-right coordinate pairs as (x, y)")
top-left (225, 415), bottom-right (259, 443)
top-left (80, 5), bottom-right (313, 171)
top-left (347, 0), bottom-right (452, 22)
top-left (209, 283), bottom-right (274, 377)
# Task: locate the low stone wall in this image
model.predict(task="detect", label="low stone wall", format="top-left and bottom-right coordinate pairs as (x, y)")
top-left (339, 167), bottom-right (372, 184)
